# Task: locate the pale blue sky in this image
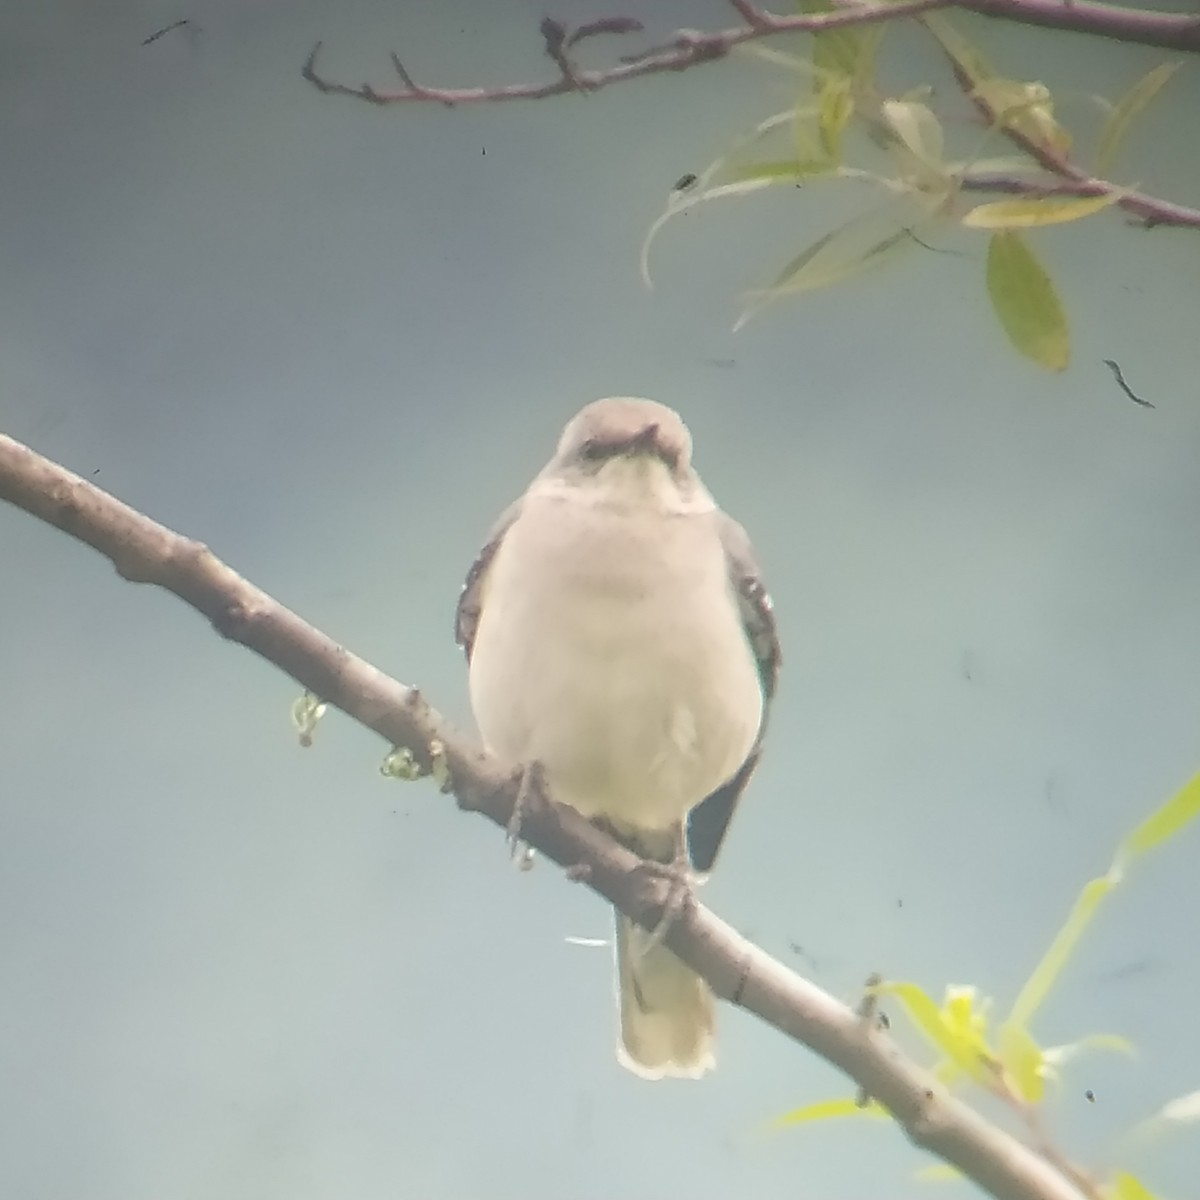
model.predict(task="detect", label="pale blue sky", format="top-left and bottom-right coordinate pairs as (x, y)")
top-left (2, 2), bottom-right (1198, 1198)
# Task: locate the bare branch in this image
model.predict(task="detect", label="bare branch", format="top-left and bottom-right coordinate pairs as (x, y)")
top-left (0, 427), bottom-right (1096, 1200)
top-left (303, 0), bottom-right (956, 107)
top-left (566, 17), bottom-right (645, 48)
top-left (539, 16), bottom-right (586, 90)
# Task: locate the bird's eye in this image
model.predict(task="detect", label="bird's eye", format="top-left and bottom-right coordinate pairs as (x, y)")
top-left (578, 437), bottom-right (605, 461)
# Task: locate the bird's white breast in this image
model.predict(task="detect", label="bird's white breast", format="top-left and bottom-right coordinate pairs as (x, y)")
top-left (468, 488), bottom-right (763, 835)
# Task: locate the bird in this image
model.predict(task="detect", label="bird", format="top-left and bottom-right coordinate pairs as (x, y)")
top-left (455, 397), bottom-right (779, 1079)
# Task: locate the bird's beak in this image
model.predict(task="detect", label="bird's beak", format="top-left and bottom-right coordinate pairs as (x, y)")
top-left (628, 423), bottom-right (660, 454)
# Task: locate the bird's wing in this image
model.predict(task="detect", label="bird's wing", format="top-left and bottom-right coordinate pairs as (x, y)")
top-left (686, 513), bottom-right (781, 874)
top-left (455, 499), bottom-right (523, 663)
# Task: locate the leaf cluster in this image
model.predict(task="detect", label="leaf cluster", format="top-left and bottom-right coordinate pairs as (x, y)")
top-left (772, 772), bottom-right (1200, 1199)
top-left (642, 6), bottom-right (1183, 370)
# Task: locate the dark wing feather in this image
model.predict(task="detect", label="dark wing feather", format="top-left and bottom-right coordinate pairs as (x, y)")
top-left (686, 513), bottom-right (781, 874)
top-left (455, 500), bottom-right (522, 662)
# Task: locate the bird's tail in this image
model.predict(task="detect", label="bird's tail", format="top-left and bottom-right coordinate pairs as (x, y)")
top-left (614, 911), bottom-right (715, 1079)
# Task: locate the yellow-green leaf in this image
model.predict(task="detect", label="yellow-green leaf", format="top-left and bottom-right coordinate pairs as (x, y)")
top-left (1097, 63), bottom-right (1180, 176)
top-left (1114, 1087), bottom-right (1200, 1162)
top-left (802, 0), bottom-right (883, 86)
top-left (985, 231), bottom-right (1069, 371)
top-left (916, 1164), bottom-right (964, 1183)
top-left (997, 1021), bottom-right (1046, 1103)
top-left (923, 17), bottom-right (1072, 154)
top-left (875, 982), bottom-right (993, 1081)
top-left (1122, 770), bottom-right (1200, 857)
top-left (1008, 770), bottom-right (1200, 1029)
top-left (1008, 876), bottom-right (1110, 1027)
top-left (962, 192), bottom-right (1124, 229)
top-left (1042, 1034), bottom-right (1135, 1075)
top-left (921, 13), bottom-right (995, 91)
top-left (973, 79), bottom-right (1072, 154)
top-left (640, 109), bottom-right (809, 287)
top-left (1160, 1089), bottom-right (1200, 1123)
top-left (1108, 1171), bottom-right (1160, 1200)
top-left (734, 202), bottom-right (917, 330)
top-left (882, 99), bottom-right (944, 166)
top-left (771, 1096), bottom-right (886, 1127)
top-left (723, 158), bottom-right (833, 184)
top-left (818, 77), bottom-right (854, 159)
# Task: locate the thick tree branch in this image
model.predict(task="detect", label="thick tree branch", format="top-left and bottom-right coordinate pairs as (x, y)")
top-left (0, 429), bottom-right (1094, 1200)
top-left (956, 0), bottom-right (1200, 51)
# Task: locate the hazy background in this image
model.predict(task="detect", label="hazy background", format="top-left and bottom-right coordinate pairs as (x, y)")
top-left (2, 2), bottom-right (1198, 1197)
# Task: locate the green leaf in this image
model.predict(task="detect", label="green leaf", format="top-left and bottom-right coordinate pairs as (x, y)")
top-left (985, 231), bottom-right (1069, 371)
top-left (962, 192), bottom-right (1124, 229)
top-left (771, 1096), bottom-right (887, 1127)
top-left (733, 203), bottom-right (916, 330)
top-left (1097, 63), bottom-right (1180, 176)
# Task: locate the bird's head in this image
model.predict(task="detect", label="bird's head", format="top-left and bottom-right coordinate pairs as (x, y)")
top-left (543, 398), bottom-right (709, 512)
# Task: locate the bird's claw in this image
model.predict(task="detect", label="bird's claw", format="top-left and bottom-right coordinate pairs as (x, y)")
top-left (636, 850), bottom-right (697, 957)
top-left (508, 760), bottom-right (545, 866)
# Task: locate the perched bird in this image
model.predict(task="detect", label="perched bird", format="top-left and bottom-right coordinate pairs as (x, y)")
top-left (456, 398), bottom-right (779, 1079)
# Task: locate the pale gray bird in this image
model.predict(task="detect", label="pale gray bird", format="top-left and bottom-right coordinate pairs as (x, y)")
top-left (456, 397), bottom-right (780, 1079)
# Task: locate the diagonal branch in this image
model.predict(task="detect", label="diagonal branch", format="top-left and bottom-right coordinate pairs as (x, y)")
top-left (939, 42), bottom-right (1200, 229)
top-left (0, 426), bottom-right (1097, 1200)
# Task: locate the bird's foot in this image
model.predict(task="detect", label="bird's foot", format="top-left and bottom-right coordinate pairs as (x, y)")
top-left (636, 847), bottom-right (697, 958)
top-left (507, 759), bottom-right (545, 869)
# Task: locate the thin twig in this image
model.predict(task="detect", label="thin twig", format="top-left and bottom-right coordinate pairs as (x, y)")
top-left (566, 17), bottom-right (645, 48)
top-left (141, 19), bottom-right (195, 47)
top-left (303, 0), bottom-right (956, 107)
top-left (539, 16), bottom-right (586, 90)
top-left (1103, 359), bottom-right (1155, 408)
